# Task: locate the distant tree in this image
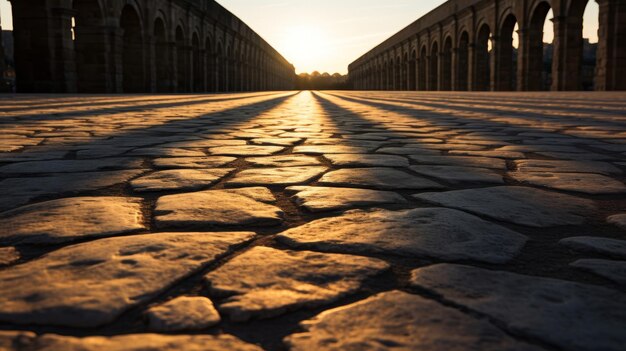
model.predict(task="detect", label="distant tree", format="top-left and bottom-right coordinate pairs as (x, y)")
top-left (295, 70), bottom-right (348, 90)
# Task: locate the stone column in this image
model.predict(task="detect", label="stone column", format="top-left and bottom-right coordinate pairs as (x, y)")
top-left (451, 48), bottom-right (458, 91)
top-left (551, 15), bottom-right (575, 91)
top-left (595, 0), bottom-right (626, 90)
top-left (467, 43), bottom-right (476, 91)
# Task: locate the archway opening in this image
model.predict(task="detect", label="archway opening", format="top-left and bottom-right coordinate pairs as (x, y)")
top-left (442, 37), bottom-right (452, 90)
top-left (457, 31), bottom-right (469, 90)
top-left (73, 0), bottom-right (106, 92)
top-left (394, 56), bottom-right (401, 90)
top-left (497, 14), bottom-right (518, 90)
top-left (475, 24), bottom-right (491, 91)
top-left (120, 5), bottom-right (144, 93)
top-left (409, 50), bottom-right (417, 90)
top-left (429, 42), bottom-right (439, 90)
top-left (386, 60), bottom-right (393, 90)
top-left (401, 53), bottom-right (408, 90)
top-left (205, 37), bottom-right (215, 92)
top-left (191, 33), bottom-right (202, 92)
top-left (527, 3), bottom-right (553, 90)
top-left (418, 46), bottom-right (427, 90)
top-left (577, 0), bottom-right (599, 90)
top-left (175, 26), bottom-right (186, 92)
top-left (153, 18), bottom-right (169, 93)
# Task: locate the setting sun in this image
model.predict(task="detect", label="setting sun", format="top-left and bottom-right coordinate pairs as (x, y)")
top-left (279, 26), bottom-right (329, 73)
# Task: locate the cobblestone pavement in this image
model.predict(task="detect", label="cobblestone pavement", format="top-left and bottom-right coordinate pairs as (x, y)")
top-left (0, 91), bottom-right (625, 351)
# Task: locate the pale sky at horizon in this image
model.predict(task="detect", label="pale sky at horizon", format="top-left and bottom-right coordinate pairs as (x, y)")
top-left (0, 0), bottom-right (599, 74)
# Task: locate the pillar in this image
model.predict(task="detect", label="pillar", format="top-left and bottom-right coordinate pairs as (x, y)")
top-left (595, 0), bottom-right (626, 90)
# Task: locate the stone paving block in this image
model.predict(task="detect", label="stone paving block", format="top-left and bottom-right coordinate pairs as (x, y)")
top-left (510, 172), bottom-right (626, 194)
top-left (153, 156), bottom-right (236, 169)
top-left (0, 232), bottom-right (254, 327)
top-left (246, 155), bottom-right (322, 167)
top-left (415, 186), bottom-right (596, 227)
top-left (278, 208), bottom-right (527, 263)
top-left (0, 170), bottom-right (146, 211)
top-left (607, 214), bottom-right (626, 230)
top-left (319, 167), bottom-right (445, 190)
top-left (131, 168), bottom-right (234, 192)
top-left (410, 165), bottom-right (504, 184)
top-left (204, 247), bottom-right (389, 322)
top-left (409, 155), bottom-right (507, 169)
top-left (0, 331), bottom-right (262, 351)
top-left (559, 236), bottom-right (626, 259)
top-left (570, 259), bottom-right (626, 286)
top-left (146, 296), bottom-right (221, 331)
top-left (0, 197), bottom-right (145, 245)
top-left (209, 145), bottom-right (285, 156)
top-left (0, 247), bottom-right (20, 265)
top-left (410, 264), bottom-right (626, 351)
top-left (226, 166), bottom-right (327, 186)
top-left (514, 159), bottom-right (622, 175)
top-left (285, 291), bottom-right (544, 351)
top-left (0, 158), bottom-right (142, 174)
top-left (324, 153), bottom-right (409, 167)
top-left (286, 186), bottom-right (407, 212)
top-left (155, 187), bottom-right (282, 228)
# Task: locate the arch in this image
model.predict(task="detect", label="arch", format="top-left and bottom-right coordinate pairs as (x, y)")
top-left (429, 41), bottom-right (439, 90)
top-left (120, 5), bottom-right (144, 92)
top-left (497, 13), bottom-right (518, 90)
top-left (457, 31), bottom-right (469, 90)
top-left (409, 49), bottom-right (417, 90)
top-left (72, 0), bottom-right (107, 92)
top-left (418, 45), bottom-right (427, 90)
top-left (394, 55), bottom-right (402, 90)
top-left (562, 0), bottom-right (596, 90)
top-left (191, 32), bottom-right (202, 92)
top-left (153, 17), bottom-right (169, 92)
top-left (474, 23), bottom-right (491, 91)
top-left (527, 1), bottom-right (552, 90)
top-left (175, 26), bottom-right (187, 92)
top-left (205, 35), bottom-right (216, 92)
top-left (441, 36), bottom-right (453, 90)
top-left (401, 52), bottom-right (409, 90)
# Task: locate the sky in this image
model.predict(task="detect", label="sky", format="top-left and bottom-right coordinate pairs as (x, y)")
top-left (0, 0), bottom-right (599, 74)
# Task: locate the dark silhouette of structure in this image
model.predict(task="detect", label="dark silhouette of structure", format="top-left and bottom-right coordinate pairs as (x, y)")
top-left (8, 0), bottom-right (295, 93)
top-left (349, 0), bottom-right (625, 91)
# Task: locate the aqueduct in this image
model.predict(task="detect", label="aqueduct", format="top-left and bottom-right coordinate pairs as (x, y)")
top-left (349, 0), bottom-right (625, 91)
top-left (7, 0), bottom-right (295, 93)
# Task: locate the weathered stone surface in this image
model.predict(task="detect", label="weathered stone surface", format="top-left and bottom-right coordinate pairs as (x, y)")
top-left (294, 145), bottom-right (371, 154)
top-left (278, 208), bottom-right (527, 263)
top-left (0, 331), bottom-right (262, 351)
top-left (514, 159), bottom-right (622, 175)
top-left (319, 167), bottom-right (445, 190)
top-left (510, 172), bottom-right (626, 194)
top-left (131, 148), bottom-right (206, 157)
top-left (146, 296), bottom-right (220, 331)
top-left (209, 145), bottom-right (284, 156)
top-left (204, 247), bottom-right (389, 322)
top-left (246, 155), bottom-right (321, 167)
top-left (155, 187), bottom-right (283, 228)
top-left (377, 147), bottom-right (440, 155)
top-left (0, 170), bottom-right (146, 211)
top-left (415, 186), bottom-right (596, 227)
top-left (0, 232), bottom-right (254, 327)
top-left (410, 165), bottom-right (503, 184)
top-left (286, 186), bottom-right (407, 212)
top-left (409, 155), bottom-right (507, 170)
top-left (571, 259), bottom-right (626, 285)
top-left (226, 167), bottom-right (327, 186)
top-left (409, 264), bottom-right (626, 351)
top-left (607, 214), bottom-right (626, 230)
top-left (0, 158), bottom-right (142, 174)
top-left (153, 156), bottom-right (236, 169)
top-left (559, 236), bottom-right (626, 259)
top-left (251, 137), bottom-right (302, 146)
top-left (130, 169), bottom-right (234, 192)
top-left (0, 247), bottom-right (20, 265)
top-left (324, 153), bottom-right (409, 167)
top-left (285, 291), bottom-right (543, 351)
top-left (449, 150), bottom-right (525, 159)
top-left (0, 197), bottom-right (145, 245)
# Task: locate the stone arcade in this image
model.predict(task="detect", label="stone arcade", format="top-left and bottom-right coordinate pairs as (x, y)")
top-left (349, 0), bottom-right (625, 91)
top-left (8, 0), bottom-right (295, 93)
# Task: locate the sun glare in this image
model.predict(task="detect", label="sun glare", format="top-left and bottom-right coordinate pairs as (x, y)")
top-left (280, 25), bottom-right (329, 73)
